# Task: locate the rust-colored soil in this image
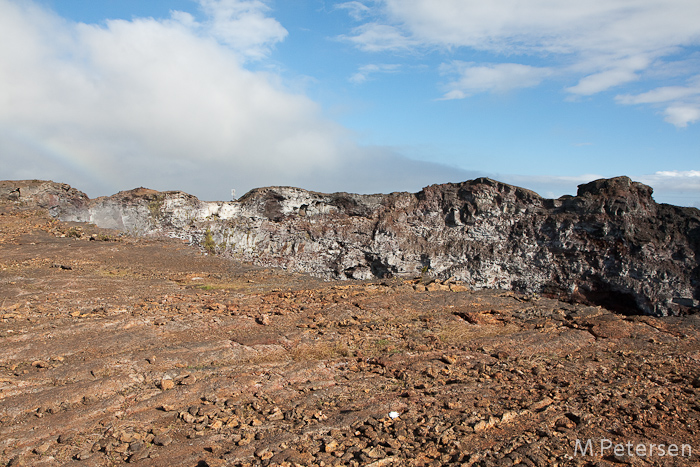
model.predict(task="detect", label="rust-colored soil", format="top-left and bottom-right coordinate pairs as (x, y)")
top-left (1, 205), bottom-right (699, 467)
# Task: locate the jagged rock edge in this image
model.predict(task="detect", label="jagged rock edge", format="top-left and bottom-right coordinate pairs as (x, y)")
top-left (1, 177), bottom-right (698, 317)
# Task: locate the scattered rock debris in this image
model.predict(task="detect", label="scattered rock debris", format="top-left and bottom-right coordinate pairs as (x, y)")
top-left (0, 196), bottom-right (699, 466)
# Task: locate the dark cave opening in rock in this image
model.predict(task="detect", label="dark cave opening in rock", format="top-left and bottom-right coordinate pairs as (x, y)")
top-left (572, 283), bottom-right (645, 316)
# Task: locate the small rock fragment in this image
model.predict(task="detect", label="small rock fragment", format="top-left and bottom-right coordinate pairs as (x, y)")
top-left (473, 416), bottom-right (498, 432)
top-left (256, 315), bottom-right (270, 325)
top-left (255, 448), bottom-right (273, 460)
top-left (267, 408), bottom-right (284, 421)
top-left (180, 374), bottom-right (197, 385)
top-left (363, 446), bottom-right (385, 459)
top-left (441, 355), bottom-right (456, 365)
top-left (75, 450), bottom-right (92, 460)
top-left (57, 433), bottom-right (74, 444)
top-left (159, 379), bottom-right (175, 390)
top-left (324, 439), bottom-right (339, 453)
top-left (501, 411), bottom-right (518, 424)
top-left (530, 397), bottom-right (554, 412)
top-left (365, 458), bottom-right (397, 467)
top-left (153, 434), bottom-right (173, 446)
top-left (555, 417), bottom-right (576, 430)
top-left (33, 442), bottom-right (52, 455)
top-left (180, 412), bottom-right (197, 424)
top-left (128, 447), bottom-right (150, 463)
top-left (129, 441), bottom-right (145, 452)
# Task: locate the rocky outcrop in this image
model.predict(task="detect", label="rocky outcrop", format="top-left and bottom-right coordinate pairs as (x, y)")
top-left (2, 177), bottom-right (698, 316)
top-left (0, 180), bottom-right (89, 216)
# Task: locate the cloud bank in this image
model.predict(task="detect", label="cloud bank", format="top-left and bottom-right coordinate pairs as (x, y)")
top-left (0, 0), bottom-right (697, 208)
top-left (342, 0), bottom-right (700, 127)
top-left (0, 0), bottom-right (471, 199)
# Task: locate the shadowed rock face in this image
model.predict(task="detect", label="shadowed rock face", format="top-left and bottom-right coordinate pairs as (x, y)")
top-left (2, 176), bottom-right (698, 316)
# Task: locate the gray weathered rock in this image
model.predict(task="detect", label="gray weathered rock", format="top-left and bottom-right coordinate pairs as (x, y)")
top-left (2, 176), bottom-right (698, 316)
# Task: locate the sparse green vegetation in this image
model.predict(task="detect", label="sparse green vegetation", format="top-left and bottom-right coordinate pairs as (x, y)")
top-left (147, 195), bottom-right (164, 220)
top-left (95, 233), bottom-right (116, 241)
top-left (66, 227), bottom-right (83, 238)
top-left (203, 228), bottom-right (216, 255)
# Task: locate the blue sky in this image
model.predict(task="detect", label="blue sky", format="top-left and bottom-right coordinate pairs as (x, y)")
top-left (1, 0), bottom-right (699, 206)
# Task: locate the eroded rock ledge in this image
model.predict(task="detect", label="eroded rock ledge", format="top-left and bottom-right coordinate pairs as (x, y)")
top-left (2, 177), bottom-right (698, 316)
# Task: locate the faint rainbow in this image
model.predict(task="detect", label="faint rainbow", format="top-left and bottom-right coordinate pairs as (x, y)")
top-left (3, 126), bottom-right (113, 194)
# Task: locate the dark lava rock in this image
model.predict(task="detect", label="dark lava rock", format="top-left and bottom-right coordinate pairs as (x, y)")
top-left (5, 176), bottom-right (699, 316)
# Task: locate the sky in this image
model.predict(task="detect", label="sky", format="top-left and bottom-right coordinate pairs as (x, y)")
top-left (0, 0), bottom-right (699, 207)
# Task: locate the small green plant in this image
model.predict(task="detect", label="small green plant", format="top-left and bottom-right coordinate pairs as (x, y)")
top-left (374, 338), bottom-right (392, 352)
top-left (203, 228), bottom-right (216, 255)
top-left (93, 232), bottom-right (115, 241)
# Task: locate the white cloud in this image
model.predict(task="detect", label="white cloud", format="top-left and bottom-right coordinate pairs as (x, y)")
top-left (343, 0), bottom-right (700, 125)
top-left (336, 1), bottom-right (372, 21)
top-left (617, 85), bottom-right (700, 105)
top-left (197, 0), bottom-right (287, 60)
top-left (0, 2), bottom-right (332, 175)
top-left (565, 68), bottom-right (640, 96)
top-left (651, 170), bottom-right (700, 179)
top-left (440, 62), bottom-right (553, 98)
top-left (0, 0), bottom-right (472, 199)
top-left (663, 106), bottom-right (700, 127)
top-left (636, 170), bottom-right (700, 206)
top-left (377, 0), bottom-right (700, 57)
top-left (342, 23), bottom-right (418, 52)
top-left (615, 76), bottom-right (700, 127)
top-left (350, 63), bottom-right (401, 84)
